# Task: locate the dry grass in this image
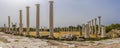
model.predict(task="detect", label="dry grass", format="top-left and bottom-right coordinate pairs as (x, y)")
top-left (23, 31), bottom-right (98, 38)
top-left (23, 31), bottom-right (81, 38)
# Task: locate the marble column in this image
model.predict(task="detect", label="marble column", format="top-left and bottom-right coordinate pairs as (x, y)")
top-left (49, 0), bottom-right (54, 38)
top-left (85, 24), bottom-right (90, 38)
top-left (19, 10), bottom-right (23, 35)
top-left (101, 26), bottom-right (106, 38)
top-left (98, 16), bottom-right (101, 34)
top-left (26, 6), bottom-right (30, 36)
top-left (36, 4), bottom-right (40, 37)
top-left (8, 16), bottom-right (10, 32)
top-left (4, 24), bottom-right (6, 32)
top-left (94, 18), bottom-right (97, 37)
top-left (91, 19), bottom-right (94, 34)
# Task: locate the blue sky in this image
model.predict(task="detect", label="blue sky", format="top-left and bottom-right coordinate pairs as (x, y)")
top-left (0, 0), bottom-right (120, 28)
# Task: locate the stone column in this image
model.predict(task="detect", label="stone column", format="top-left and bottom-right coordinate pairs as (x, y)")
top-left (98, 16), bottom-right (101, 34)
top-left (91, 19), bottom-right (94, 34)
top-left (89, 21), bottom-right (92, 34)
top-left (94, 18), bottom-right (97, 37)
top-left (36, 4), bottom-right (40, 37)
top-left (81, 24), bottom-right (85, 36)
top-left (85, 24), bottom-right (90, 39)
top-left (49, 0), bottom-right (54, 38)
top-left (8, 16), bottom-right (10, 33)
top-left (12, 23), bottom-right (13, 33)
top-left (82, 24), bottom-right (85, 32)
top-left (15, 23), bottom-right (17, 34)
top-left (4, 24), bottom-right (6, 32)
top-left (101, 26), bottom-right (106, 38)
top-left (19, 10), bottom-right (23, 35)
top-left (26, 6), bottom-right (30, 36)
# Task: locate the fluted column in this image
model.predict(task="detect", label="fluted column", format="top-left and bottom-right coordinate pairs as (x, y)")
top-left (26, 6), bottom-right (30, 36)
top-left (98, 16), bottom-right (101, 34)
top-left (8, 16), bottom-right (10, 32)
top-left (19, 10), bottom-right (23, 35)
top-left (49, 0), bottom-right (54, 38)
top-left (36, 4), bottom-right (40, 37)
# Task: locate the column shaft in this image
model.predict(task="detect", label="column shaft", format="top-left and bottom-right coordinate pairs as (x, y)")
top-left (36, 4), bottom-right (40, 37)
top-left (19, 10), bottom-right (23, 35)
top-left (26, 6), bottom-right (30, 36)
top-left (101, 26), bottom-right (106, 38)
top-left (94, 18), bottom-right (97, 37)
top-left (85, 24), bottom-right (90, 38)
top-left (49, 1), bottom-right (54, 37)
top-left (8, 16), bottom-right (10, 32)
top-left (4, 24), bottom-right (6, 32)
top-left (98, 16), bottom-right (101, 34)
top-left (91, 20), bottom-right (94, 34)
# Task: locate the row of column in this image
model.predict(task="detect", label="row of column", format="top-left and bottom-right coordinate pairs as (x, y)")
top-left (4, 0), bottom-right (54, 38)
top-left (83, 16), bottom-right (106, 38)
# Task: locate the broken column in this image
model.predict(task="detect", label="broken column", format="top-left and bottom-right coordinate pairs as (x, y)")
top-left (36, 4), bottom-right (40, 37)
top-left (26, 6), bottom-right (30, 36)
top-left (101, 26), bottom-right (106, 38)
top-left (19, 10), bottom-right (23, 35)
top-left (8, 16), bottom-right (11, 33)
top-left (85, 24), bottom-right (90, 39)
top-left (12, 23), bottom-right (13, 33)
top-left (82, 24), bottom-right (85, 33)
top-left (15, 23), bottom-right (17, 34)
top-left (49, 0), bottom-right (54, 38)
top-left (98, 16), bottom-right (101, 34)
top-left (81, 24), bottom-right (85, 36)
top-left (4, 24), bottom-right (6, 32)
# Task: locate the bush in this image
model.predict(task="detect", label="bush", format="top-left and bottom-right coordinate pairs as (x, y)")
top-left (106, 24), bottom-right (120, 33)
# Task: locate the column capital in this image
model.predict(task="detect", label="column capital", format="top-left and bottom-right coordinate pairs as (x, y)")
top-left (49, 0), bottom-right (54, 3)
top-left (19, 10), bottom-right (22, 12)
top-left (89, 20), bottom-right (91, 22)
top-left (36, 4), bottom-right (40, 6)
top-left (26, 6), bottom-right (30, 8)
top-left (98, 16), bottom-right (101, 18)
top-left (92, 19), bottom-right (94, 21)
top-left (95, 18), bottom-right (97, 20)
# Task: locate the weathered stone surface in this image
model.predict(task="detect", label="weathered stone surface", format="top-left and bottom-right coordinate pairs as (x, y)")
top-left (59, 34), bottom-right (77, 40)
top-left (77, 38), bottom-right (85, 41)
top-left (1, 32), bottom-right (120, 48)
